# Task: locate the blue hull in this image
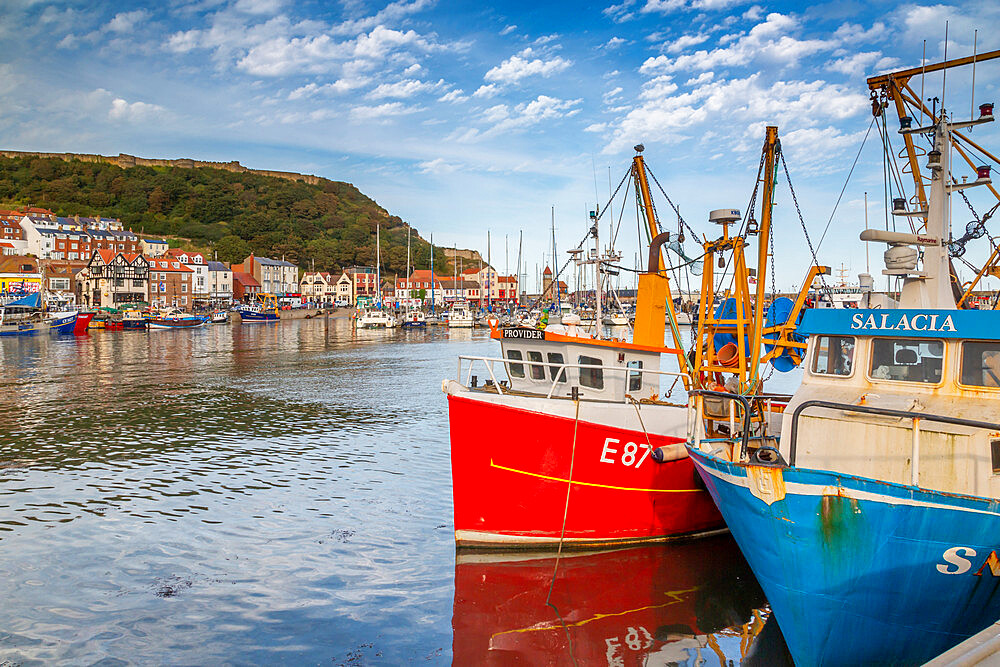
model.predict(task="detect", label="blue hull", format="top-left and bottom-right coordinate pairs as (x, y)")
top-left (238, 312), bottom-right (279, 322)
top-left (0, 313), bottom-right (77, 336)
top-left (687, 446), bottom-right (1000, 666)
top-left (400, 321), bottom-right (426, 328)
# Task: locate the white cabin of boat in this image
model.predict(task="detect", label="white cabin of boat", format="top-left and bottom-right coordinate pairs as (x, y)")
top-left (491, 324), bottom-right (670, 401)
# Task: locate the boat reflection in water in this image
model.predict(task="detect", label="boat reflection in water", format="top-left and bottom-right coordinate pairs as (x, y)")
top-left (453, 535), bottom-right (785, 665)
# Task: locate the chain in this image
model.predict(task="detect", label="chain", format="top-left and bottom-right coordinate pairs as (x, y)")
top-left (779, 145), bottom-right (831, 299)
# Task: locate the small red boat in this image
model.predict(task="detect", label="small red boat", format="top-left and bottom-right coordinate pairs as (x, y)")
top-left (73, 311), bottom-right (94, 334)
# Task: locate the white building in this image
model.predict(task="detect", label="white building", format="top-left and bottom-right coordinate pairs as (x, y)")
top-left (165, 249), bottom-right (209, 302)
top-left (206, 261), bottom-right (233, 304)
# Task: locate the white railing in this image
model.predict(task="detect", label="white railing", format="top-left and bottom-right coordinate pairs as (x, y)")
top-left (457, 354), bottom-right (688, 401)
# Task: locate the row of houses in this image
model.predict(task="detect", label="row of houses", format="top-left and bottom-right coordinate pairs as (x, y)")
top-left (299, 264), bottom-right (520, 307)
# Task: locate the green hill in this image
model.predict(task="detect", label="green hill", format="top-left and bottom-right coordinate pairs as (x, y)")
top-left (0, 154), bottom-right (449, 275)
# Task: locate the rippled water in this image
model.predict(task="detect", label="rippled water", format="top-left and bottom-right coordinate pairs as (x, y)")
top-left (0, 319), bottom-right (788, 665)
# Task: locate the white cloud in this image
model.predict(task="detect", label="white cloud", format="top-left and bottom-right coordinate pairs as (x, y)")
top-left (828, 51), bottom-right (881, 75)
top-left (602, 37), bottom-right (626, 50)
top-left (484, 95), bottom-right (582, 135)
top-left (403, 63), bottom-right (422, 75)
top-left (603, 73), bottom-right (868, 153)
top-left (288, 78), bottom-right (366, 99)
top-left (666, 33), bottom-right (709, 53)
top-left (233, 0), bottom-right (286, 15)
top-left (640, 13), bottom-right (834, 74)
top-left (603, 0), bottom-right (638, 23)
top-left (331, 0), bottom-right (436, 36)
top-left (484, 53), bottom-right (572, 84)
top-left (106, 10), bottom-right (150, 34)
top-left (684, 71), bottom-right (714, 85)
top-left (603, 86), bottom-right (624, 104)
top-left (473, 84), bottom-right (500, 98)
top-left (742, 4), bottom-right (763, 20)
top-left (367, 78), bottom-right (444, 99)
top-left (420, 158), bottom-right (460, 174)
top-left (349, 102), bottom-right (422, 120)
top-left (439, 89), bottom-right (468, 103)
top-left (109, 96), bottom-right (165, 121)
top-left (500, 24), bottom-right (517, 35)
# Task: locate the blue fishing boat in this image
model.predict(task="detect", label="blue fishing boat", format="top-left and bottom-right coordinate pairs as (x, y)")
top-left (0, 293), bottom-right (78, 336)
top-left (236, 293), bottom-right (280, 323)
top-left (687, 55), bottom-right (1000, 664)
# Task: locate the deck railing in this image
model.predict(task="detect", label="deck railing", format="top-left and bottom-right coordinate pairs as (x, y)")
top-left (788, 400), bottom-right (1000, 485)
top-left (456, 354), bottom-right (688, 401)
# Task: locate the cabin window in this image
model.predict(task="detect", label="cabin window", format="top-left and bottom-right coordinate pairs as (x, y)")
top-left (627, 360), bottom-right (643, 391)
top-left (527, 351), bottom-right (545, 380)
top-left (547, 353), bottom-right (567, 383)
top-left (579, 355), bottom-right (604, 390)
top-left (869, 338), bottom-right (944, 384)
top-left (992, 440), bottom-right (1000, 475)
top-left (960, 341), bottom-right (1000, 388)
top-left (811, 335), bottom-right (855, 376)
top-left (505, 350), bottom-right (524, 378)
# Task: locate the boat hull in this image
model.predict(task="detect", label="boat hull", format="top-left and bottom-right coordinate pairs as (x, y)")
top-left (687, 446), bottom-right (1000, 666)
top-left (73, 312), bottom-right (94, 334)
top-left (148, 318), bottom-right (207, 329)
top-left (238, 311), bottom-right (279, 323)
top-left (0, 313), bottom-right (77, 336)
top-left (448, 389), bottom-right (723, 547)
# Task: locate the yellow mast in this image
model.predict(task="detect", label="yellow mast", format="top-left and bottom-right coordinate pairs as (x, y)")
top-left (631, 147), bottom-right (690, 378)
top-left (748, 126), bottom-right (778, 390)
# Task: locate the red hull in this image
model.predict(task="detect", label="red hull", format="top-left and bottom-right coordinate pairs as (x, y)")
top-left (449, 393), bottom-right (723, 546)
top-left (73, 312), bottom-right (94, 334)
top-left (452, 537), bottom-right (766, 664)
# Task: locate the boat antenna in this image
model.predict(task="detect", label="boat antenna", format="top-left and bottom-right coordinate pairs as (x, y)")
top-left (921, 40), bottom-right (927, 125)
top-left (971, 29), bottom-right (978, 121)
top-left (942, 20), bottom-right (949, 112)
top-left (864, 191), bottom-right (870, 274)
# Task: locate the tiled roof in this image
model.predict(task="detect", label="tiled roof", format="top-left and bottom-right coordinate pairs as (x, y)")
top-left (256, 257), bottom-right (297, 267)
top-left (0, 255), bottom-right (39, 273)
top-left (206, 261), bottom-right (229, 271)
top-left (232, 271), bottom-right (260, 287)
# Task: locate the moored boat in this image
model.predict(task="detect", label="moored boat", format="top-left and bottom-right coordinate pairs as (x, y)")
top-left (447, 301), bottom-right (475, 328)
top-left (210, 310), bottom-right (230, 324)
top-left (687, 55), bottom-right (1000, 665)
top-left (400, 309), bottom-right (426, 327)
top-left (236, 293), bottom-right (280, 323)
top-left (148, 309), bottom-right (208, 329)
top-left (444, 137), bottom-right (814, 548)
top-left (355, 308), bottom-right (397, 329)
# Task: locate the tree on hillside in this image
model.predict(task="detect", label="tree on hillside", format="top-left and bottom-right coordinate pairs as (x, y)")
top-left (216, 235), bottom-right (251, 264)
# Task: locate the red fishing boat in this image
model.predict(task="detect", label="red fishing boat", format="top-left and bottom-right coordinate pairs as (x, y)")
top-left (72, 311), bottom-right (94, 334)
top-left (445, 138), bottom-right (817, 548)
top-left (452, 537), bottom-right (768, 664)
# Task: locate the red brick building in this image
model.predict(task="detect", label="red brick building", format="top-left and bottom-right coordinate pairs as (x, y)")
top-left (148, 257), bottom-right (194, 309)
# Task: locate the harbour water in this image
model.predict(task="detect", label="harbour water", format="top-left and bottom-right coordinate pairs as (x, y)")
top-left (0, 319), bottom-right (792, 664)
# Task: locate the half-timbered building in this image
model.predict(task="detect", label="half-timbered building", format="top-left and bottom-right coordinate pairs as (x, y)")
top-left (78, 250), bottom-right (149, 308)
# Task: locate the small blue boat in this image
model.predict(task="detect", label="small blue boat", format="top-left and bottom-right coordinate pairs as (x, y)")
top-left (686, 69), bottom-right (1000, 665)
top-left (0, 293), bottom-right (78, 336)
top-left (237, 293), bottom-right (280, 323)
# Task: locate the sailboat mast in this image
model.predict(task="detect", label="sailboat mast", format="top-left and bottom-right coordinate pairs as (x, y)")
top-left (516, 231), bottom-right (522, 308)
top-left (406, 226), bottom-right (411, 305)
top-left (551, 207), bottom-right (560, 310)
top-left (430, 234), bottom-right (435, 314)
top-left (487, 230), bottom-right (491, 312)
top-left (375, 225), bottom-right (381, 308)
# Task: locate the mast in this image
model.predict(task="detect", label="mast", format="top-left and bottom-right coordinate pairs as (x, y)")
top-left (748, 126), bottom-right (779, 390)
top-left (551, 207), bottom-right (560, 311)
top-left (486, 231), bottom-right (490, 311)
top-left (453, 243), bottom-right (457, 307)
top-left (516, 231), bottom-right (522, 308)
top-left (376, 224), bottom-right (381, 309)
top-left (430, 234), bottom-right (435, 314)
top-left (406, 226), bottom-right (411, 307)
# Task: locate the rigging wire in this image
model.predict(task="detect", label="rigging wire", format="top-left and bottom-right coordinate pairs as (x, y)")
top-left (816, 115), bottom-right (878, 251)
top-left (778, 146), bottom-right (832, 298)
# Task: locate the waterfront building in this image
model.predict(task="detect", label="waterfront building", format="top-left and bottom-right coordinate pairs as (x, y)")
top-left (165, 249), bottom-right (209, 304)
top-left (78, 250), bottom-right (149, 308)
top-left (141, 239), bottom-right (169, 257)
top-left (238, 255), bottom-right (298, 297)
top-left (300, 271), bottom-right (335, 304)
top-left (338, 266), bottom-right (378, 305)
top-left (437, 278), bottom-right (480, 304)
top-left (43, 260), bottom-right (86, 308)
top-left (232, 271), bottom-right (260, 302)
top-left (399, 269), bottom-right (444, 307)
top-left (147, 257), bottom-right (194, 309)
top-left (19, 216), bottom-right (140, 260)
top-left (0, 210), bottom-right (26, 247)
top-left (206, 261), bottom-right (233, 305)
top-left (0, 255), bottom-right (41, 303)
top-left (0, 242), bottom-right (17, 256)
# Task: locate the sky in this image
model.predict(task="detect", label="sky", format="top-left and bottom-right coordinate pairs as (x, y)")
top-left (2, 0), bottom-right (999, 291)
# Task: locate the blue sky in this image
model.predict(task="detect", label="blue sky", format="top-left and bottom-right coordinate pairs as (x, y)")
top-left (2, 0), bottom-right (999, 290)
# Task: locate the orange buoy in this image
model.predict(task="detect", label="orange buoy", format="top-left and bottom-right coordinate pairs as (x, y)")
top-left (717, 342), bottom-right (739, 368)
